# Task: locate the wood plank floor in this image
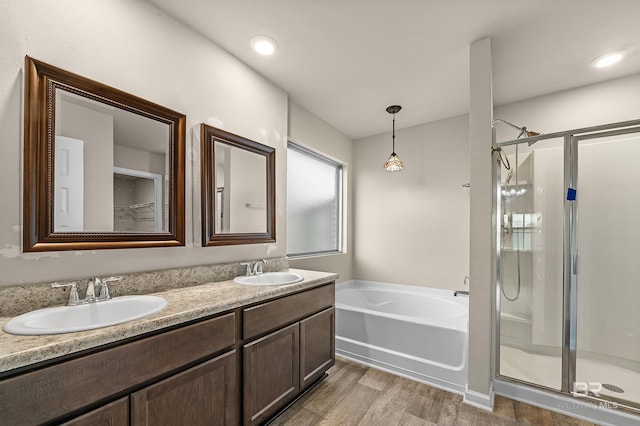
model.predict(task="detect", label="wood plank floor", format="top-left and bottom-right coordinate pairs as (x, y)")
top-left (272, 357), bottom-right (598, 426)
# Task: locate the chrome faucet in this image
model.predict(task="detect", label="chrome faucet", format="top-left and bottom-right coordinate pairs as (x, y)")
top-left (84, 278), bottom-right (99, 303)
top-left (52, 276), bottom-right (122, 305)
top-left (240, 259), bottom-right (267, 276)
top-left (252, 259), bottom-right (266, 275)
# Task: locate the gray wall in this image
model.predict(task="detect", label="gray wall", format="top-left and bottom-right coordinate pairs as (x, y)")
top-left (353, 114), bottom-right (470, 291)
top-left (287, 101), bottom-right (354, 282)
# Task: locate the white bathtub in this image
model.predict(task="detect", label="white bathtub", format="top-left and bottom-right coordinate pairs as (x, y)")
top-left (336, 280), bottom-right (469, 394)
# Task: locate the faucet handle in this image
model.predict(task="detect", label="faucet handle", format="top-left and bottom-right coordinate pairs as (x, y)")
top-left (240, 262), bottom-right (252, 276)
top-left (98, 276), bottom-right (122, 301)
top-left (51, 282), bottom-right (80, 306)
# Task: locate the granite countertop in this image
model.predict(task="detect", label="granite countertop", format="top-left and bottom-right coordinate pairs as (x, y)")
top-left (0, 268), bottom-right (337, 375)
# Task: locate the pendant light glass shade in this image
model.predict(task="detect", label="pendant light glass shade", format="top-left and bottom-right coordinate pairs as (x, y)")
top-left (384, 153), bottom-right (403, 171)
top-left (384, 105), bottom-right (404, 172)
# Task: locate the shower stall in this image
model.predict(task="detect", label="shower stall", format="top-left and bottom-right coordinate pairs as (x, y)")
top-left (493, 119), bottom-right (640, 420)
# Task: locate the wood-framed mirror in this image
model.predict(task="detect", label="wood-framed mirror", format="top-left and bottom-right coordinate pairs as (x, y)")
top-left (200, 124), bottom-right (275, 246)
top-left (23, 56), bottom-right (186, 252)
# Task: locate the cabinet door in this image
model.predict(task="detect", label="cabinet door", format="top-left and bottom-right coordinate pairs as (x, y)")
top-left (60, 397), bottom-right (129, 426)
top-left (300, 307), bottom-right (335, 389)
top-left (243, 323), bottom-right (299, 426)
top-left (131, 350), bottom-right (237, 426)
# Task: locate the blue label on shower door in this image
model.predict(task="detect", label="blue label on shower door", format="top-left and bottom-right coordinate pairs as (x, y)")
top-left (567, 187), bottom-right (577, 201)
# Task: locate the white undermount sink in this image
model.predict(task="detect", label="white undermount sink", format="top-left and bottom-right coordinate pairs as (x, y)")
top-left (233, 272), bottom-right (304, 286)
top-left (3, 295), bottom-right (168, 336)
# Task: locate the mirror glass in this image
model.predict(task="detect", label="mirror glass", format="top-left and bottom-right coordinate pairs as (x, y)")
top-left (201, 124), bottom-right (275, 246)
top-left (54, 90), bottom-right (170, 233)
top-left (214, 141), bottom-right (267, 234)
top-left (24, 56), bottom-right (185, 251)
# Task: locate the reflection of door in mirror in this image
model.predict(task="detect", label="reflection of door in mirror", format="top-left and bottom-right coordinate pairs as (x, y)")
top-left (54, 89), bottom-right (169, 233)
top-left (113, 167), bottom-right (163, 233)
top-left (214, 141), bottom-right (267, 234)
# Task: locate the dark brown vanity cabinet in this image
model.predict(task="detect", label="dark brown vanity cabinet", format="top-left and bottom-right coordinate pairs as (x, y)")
top-left (242, 284), bottom-right (335, 426)
top-left (300, 307), bottom-right (335, 389)
top-left (243, 324), bottom-right (300, 426)
top-left (0, 313), bottom-right (237, 425)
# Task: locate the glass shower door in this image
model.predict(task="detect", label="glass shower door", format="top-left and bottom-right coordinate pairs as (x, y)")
top-left (497, 137), bottom-right (565, 391)
top-left (573, 129), bottom-right (640, 408)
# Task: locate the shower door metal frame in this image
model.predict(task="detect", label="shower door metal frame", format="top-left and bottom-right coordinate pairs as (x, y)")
top-left (493, 118), bottom-right (640, 410)
top-left (565, 125), bottom-right (640, 403)
top-left (562, 134), bottom-right (577, 394)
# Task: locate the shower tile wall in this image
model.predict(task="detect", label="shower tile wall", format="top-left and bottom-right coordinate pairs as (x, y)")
top-left (113, 175), bottom-right (156, 232)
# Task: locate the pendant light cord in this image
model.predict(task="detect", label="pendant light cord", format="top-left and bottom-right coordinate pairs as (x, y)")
top-left (392, 114), bottom-right (396, 154)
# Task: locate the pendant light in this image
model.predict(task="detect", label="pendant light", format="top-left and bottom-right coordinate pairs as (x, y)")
top-left (384, 105), bottom-right (404, 172)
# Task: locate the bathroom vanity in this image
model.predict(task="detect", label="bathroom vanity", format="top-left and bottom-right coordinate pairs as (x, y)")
top-left (0, 269), bottom-right (336, 425)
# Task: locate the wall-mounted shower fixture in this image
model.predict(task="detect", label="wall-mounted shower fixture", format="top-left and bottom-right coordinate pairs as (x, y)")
top-left (492, 118), bottom-right (540, 303)
top-left (492, 145), bottom-right (511, 170)
top-left (493, 118), bottom-right (540, 139)
top-left (505, 169), bottom-right (513, 185)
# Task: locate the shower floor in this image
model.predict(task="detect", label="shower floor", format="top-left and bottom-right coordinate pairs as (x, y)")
top-left (500, 345), bottom-right (640, 407)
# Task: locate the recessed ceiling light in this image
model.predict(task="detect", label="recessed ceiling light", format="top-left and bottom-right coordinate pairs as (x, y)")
top-left (250, 35), bottom-right (277, 56)
top-left (593, 50), bottom-right (625, 68)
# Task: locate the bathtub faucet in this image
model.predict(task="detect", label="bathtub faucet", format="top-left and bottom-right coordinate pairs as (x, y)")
top-left (456, 276), bottom-right (470, 296)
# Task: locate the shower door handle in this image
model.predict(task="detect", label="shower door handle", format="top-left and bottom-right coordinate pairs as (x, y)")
top-left (572, 254), bottom-right (578, 275)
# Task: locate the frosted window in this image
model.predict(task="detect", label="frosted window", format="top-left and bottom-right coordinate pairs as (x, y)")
top-left (287, 143), bottom-right (342, 256)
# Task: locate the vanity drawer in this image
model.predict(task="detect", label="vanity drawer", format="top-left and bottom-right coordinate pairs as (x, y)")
top-left (0, 312), bottom-right (235, 425)
top-left (243, 283), bottom-right (334, 340)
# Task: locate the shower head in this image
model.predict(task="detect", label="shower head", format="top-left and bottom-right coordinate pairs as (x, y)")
top-left (519, 128), bottom-right (540, 138)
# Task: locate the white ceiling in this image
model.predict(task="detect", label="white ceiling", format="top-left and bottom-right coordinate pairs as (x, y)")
top-left (149, 0), bottom-right (640, 140)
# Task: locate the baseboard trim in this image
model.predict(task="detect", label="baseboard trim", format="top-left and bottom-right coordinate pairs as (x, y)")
top-left (463, 382), bottom-right (495, 412)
